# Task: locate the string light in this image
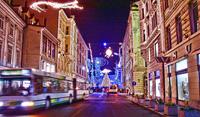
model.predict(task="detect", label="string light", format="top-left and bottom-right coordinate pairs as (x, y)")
top-left (30, 0), bottom-right (83, 12)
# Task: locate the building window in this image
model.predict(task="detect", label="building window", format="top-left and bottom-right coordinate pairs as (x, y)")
top-left (166, 65), bottom-right (172, 99)
top-left (0, 14), bottom-right (4, 30)
top-left (143, 30), bottom-right (146, 42)
top-left (197, 54), bottom-right (200, 93)
top-left (65, 44), bottom-right (68, 53)
top-left (48, 40), bottom-right (51, 58)
top-left (16, 50), bottom-right (20, 66)
top-left (176, 14), bottom-right (183, 44)
top-left (149, 72), bottom-right (153, 96)
top-left (42, 36), bottom-right (47, 54)
top-left (155, 70), bottom-right (160, 97)
top-left (189, 0), bottom-right (199, 34)
top-left (154, 42), bottom-right (159, 57)
top-left (152, 12), bottom-right (157, 30)
top-left (176, 59), bottom-right (189, 101)
top-left (52, 44), bottom-right (55, 59)
top-left (164, 0), bottom-right (169, 10)
top-left (166, 26), bottom-right (172, 50)
top-left (0, 42), bottom-right (2, 63)
top-left (7, 45), bottom-right (13, 64)
top-left (141, 8), bottom-right (144, 19)
top-left (18, 30), bottom-right (22, 42)
top-left (9, 23), bottom-right (14, 36)
top-left (66, 26), bottom-right (69, 35)
top-left (147, 25), bottom-right (150, 36)
top-left (148, 48), bottom-right (151, 62)
top-left (146, 2), bottom-right (149, 13)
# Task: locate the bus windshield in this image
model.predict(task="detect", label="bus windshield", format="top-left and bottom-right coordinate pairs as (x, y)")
top-left (0, 78), bottom-right (32, 96)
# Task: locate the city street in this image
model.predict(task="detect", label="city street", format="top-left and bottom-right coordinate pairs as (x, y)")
top-left (0, 93), bottom-right (160, 117)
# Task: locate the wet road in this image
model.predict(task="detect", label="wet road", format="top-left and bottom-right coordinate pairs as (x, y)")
top-left (0, 93), bottom-right (160, 117)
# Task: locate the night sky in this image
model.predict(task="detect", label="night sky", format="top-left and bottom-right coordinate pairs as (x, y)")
top-left (66, 0), bottom-right (131, 73)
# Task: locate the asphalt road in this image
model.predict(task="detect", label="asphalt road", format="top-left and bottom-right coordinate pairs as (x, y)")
top-left (0, 93), bottom-right (160, 117)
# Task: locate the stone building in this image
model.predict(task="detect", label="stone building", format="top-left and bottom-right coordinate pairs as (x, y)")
top-left (76, 30), bottom-right (88, 80)
top-left (122, 23), bottom-right (133, 94)
top-left (138, 0), bottom-right (165, 99)
top-left (122, 2), bottom-right (147, 95)
top-left (22, 25), bottom-right (58, 72)
top-left (162, 0), bottom-right (200, 109)
top-left (0, 0), bottom-right (25, 69)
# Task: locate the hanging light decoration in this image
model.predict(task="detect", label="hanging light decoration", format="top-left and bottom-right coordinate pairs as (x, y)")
top-left (30, 0), bottom-right (83, 12)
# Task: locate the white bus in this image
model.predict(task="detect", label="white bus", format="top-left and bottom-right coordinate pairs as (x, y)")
top-left (0, 68), bottom-right (89, 112)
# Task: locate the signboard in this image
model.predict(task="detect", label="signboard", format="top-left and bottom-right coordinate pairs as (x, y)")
top-left (0, 69), bottom-right (31, 76)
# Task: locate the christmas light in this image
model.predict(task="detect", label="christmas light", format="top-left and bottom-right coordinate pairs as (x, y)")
top-left (30, 0), bottom-right (83, 12)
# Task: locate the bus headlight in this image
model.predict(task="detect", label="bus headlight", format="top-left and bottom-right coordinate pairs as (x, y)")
top-left (0, 102), bottom-right (4, 106)
top-left (21, 101), bottom-right (34, 107)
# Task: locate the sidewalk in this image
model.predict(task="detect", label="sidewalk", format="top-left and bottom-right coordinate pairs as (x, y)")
top-left (126, 96), bottom-right (175, 117)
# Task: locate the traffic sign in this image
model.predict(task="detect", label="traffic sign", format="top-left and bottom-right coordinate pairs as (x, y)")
top-left (132, 81), bottom-right (136, 86)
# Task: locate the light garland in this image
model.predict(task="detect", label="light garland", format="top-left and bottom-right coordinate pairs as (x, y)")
top-left (30, 0), bottom-right (83, 12)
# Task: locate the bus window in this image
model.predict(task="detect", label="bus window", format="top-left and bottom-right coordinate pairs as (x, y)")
top-left (0, 79), bottom-right (32, 96)
top-left (34, 76), bottom-right (43, 94)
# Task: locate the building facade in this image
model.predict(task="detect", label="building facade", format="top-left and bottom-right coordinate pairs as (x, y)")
top-left (22, 25), bottom-right (58, 72)
top-left (76, 30), bottom-right (88, 80)
top-left (138, 0), bottom-right (164, 99)
top-left (162, 0), bottom-right (200, 109)
top-left (122, 23), bottom-right (133, 93)
top-left (0, 0), bottom-right (25, 69)
top-left (122, 2), bottom-right (147, 95)
top-left (129, 3), bottom-right (147, 95)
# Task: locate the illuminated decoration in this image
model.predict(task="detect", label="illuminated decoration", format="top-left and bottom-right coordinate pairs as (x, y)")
top-left (30, 0), bottom-right (83, 12)
top-left (101, 68), bottom-right (111, 74)
top-left (103, 42), bottom-right (107, 47)
top-left (105, 47), bottom-right (113, 58)
top-left (101, 69), bottom-right (111, 87)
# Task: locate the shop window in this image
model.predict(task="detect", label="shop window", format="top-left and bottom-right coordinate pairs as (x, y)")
top-left (149, 72), bottom-right (153, 96)
top-left (176, 59), bottom-right (189, 101)
top-left (155, 71), bottom-right (160, 97)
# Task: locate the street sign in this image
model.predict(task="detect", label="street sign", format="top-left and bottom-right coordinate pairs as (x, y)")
top-left (132, 81), bottom-right (136, 86)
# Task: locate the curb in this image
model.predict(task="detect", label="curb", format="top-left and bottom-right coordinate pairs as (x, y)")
top-left (126, 96), bottom-right (168, 117)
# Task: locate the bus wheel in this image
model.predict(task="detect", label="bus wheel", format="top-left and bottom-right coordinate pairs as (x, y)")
top-left (83, 93), bottom-right (86, 100)
top-left (45, 98), bottom-right (51, 109)
top-left (69, 95), bottom-right (73, 104)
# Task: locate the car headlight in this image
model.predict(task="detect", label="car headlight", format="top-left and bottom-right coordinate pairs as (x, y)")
top-left (21, 101), bottom-right (34, 107)
top-left (0, 102), bottom-right (4, 106)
